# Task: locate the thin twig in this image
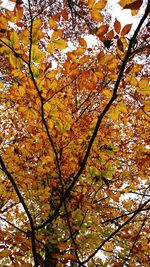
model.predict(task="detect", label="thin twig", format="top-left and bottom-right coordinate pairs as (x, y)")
top-left (82, 198), bottom-right (150, 264)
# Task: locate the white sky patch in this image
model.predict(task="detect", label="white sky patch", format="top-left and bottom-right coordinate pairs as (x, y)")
top-left (0, 0), bottom-right (15, 10)
top-left (108, 0), bottom-right (136, 26)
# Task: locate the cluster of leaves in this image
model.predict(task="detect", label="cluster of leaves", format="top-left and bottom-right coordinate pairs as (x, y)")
top-left (0, 0), bottom-right (150, 266)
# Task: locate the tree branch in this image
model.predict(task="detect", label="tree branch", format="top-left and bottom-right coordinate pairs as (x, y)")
top-left (120, 211), bottom-right (149, 267)
top-left (0, 215), bottom-right (27, 234)
top-left (0, 156), bottom-right (39, 266)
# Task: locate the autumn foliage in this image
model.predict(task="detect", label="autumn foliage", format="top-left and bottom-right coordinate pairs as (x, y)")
top-left (0, 0), bottom-right (150, 266)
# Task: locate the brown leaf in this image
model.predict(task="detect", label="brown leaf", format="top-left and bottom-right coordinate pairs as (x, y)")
top-left (63, 253), bottom-right (77, 261)
top-left (123, 0), bottom-right (143, 10)
top-left (117, 38), bottom-right (124, 52)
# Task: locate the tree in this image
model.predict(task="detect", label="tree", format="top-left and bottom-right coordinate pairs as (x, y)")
top-left (0, 0), bottom-right (149, 266)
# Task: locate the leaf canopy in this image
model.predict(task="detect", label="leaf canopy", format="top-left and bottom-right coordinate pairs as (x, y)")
top-left (0, 0), bottom-right (149, 266)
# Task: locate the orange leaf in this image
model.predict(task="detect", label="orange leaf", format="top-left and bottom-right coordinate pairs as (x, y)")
top-left (74, 47), bottom-right (85, 56)
top-left (78, 37), bottom-right (87, 47)
top-left (107, 29), bottom-right (115, 39)
top-left (79, 55), bottom-right (89, 64)
top-left (63, 253), bottom-right (77, 261)
top-left (14, 4), bottom-right (23, 21)
top-left (97, 24), bottom-right (109, 37)
top-left (121, 24), bottom-right (132, 36)
top-left (58, 242), bottom-right (69, 250)
top-left (114, 18), bottom-right (121, 34)
top-left (51, 252), bottom-right (61, 259)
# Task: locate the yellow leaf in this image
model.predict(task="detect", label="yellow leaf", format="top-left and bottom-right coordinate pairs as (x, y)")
top-left (132, 64), bottom-right (143, 74)
top-left (88, 0), bottom-right (95, 8)
top-left (126, 74), bottom-right (138, 87)
top-left (92, 0), bottom-right (107, 10)
top-left (91, 11), bottom-right (103, 22)
top-left (110, 109), bottom-right (119, 120)
top-left (142, 100), bottom-right (150, 111)
top-left (5, 9), bottom-right (15, 22)
top-left (0, 249), bottom-right (11, 259)
top-left (131, 8), bottom-right (139, 15)
top-left (54, 39), bottom-right (67, 50)
top-left (31, 64), bottom-right (40, 77)
top-left (74, 47), bottom-right (85, 56)
top-left (47, 42), bottom-right (55, 54)
top-left (138, 87), bottom-right (150, 95)
top-left (95, 71), bottom-right (104, 79)
top-left (33, 19), bottom-right (42, 29)
top-left (117, 102), bottom-right (127, 114)
top-left (46, 69), bottom-right (58, 79)
top-left (44, 102), bottom-right (51, 112)
top-left (31, 45), bottom-right (45, 63)
top-left (119, 0), bottom-right (138, 8)
top-left (49, 79), bottom-right (58, 90)
top-left (9, 54), bottom-right (16, 68)
top-left (103, 89), bottom-right (112, 97)
top-left (103, 54), bottom-right (115, 64)
top-left (10, 31), bottom-right (19, 49)
top-left (0, 15), bottom-right (8, 30)
top-left (0, 81), bottom-right (4, 89)
top-left (109, 74), bottom-right (118, 80)
top-left (139, 78), bottom-right (149, 88)
top-left (51, 30), bottom-right (63, 41)
top-left (108, 61), bottom-right (118, 71)
top-left (48, 19), bottom-right (57, 30)
top-left (18, 86), bottom-right (25, 96)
